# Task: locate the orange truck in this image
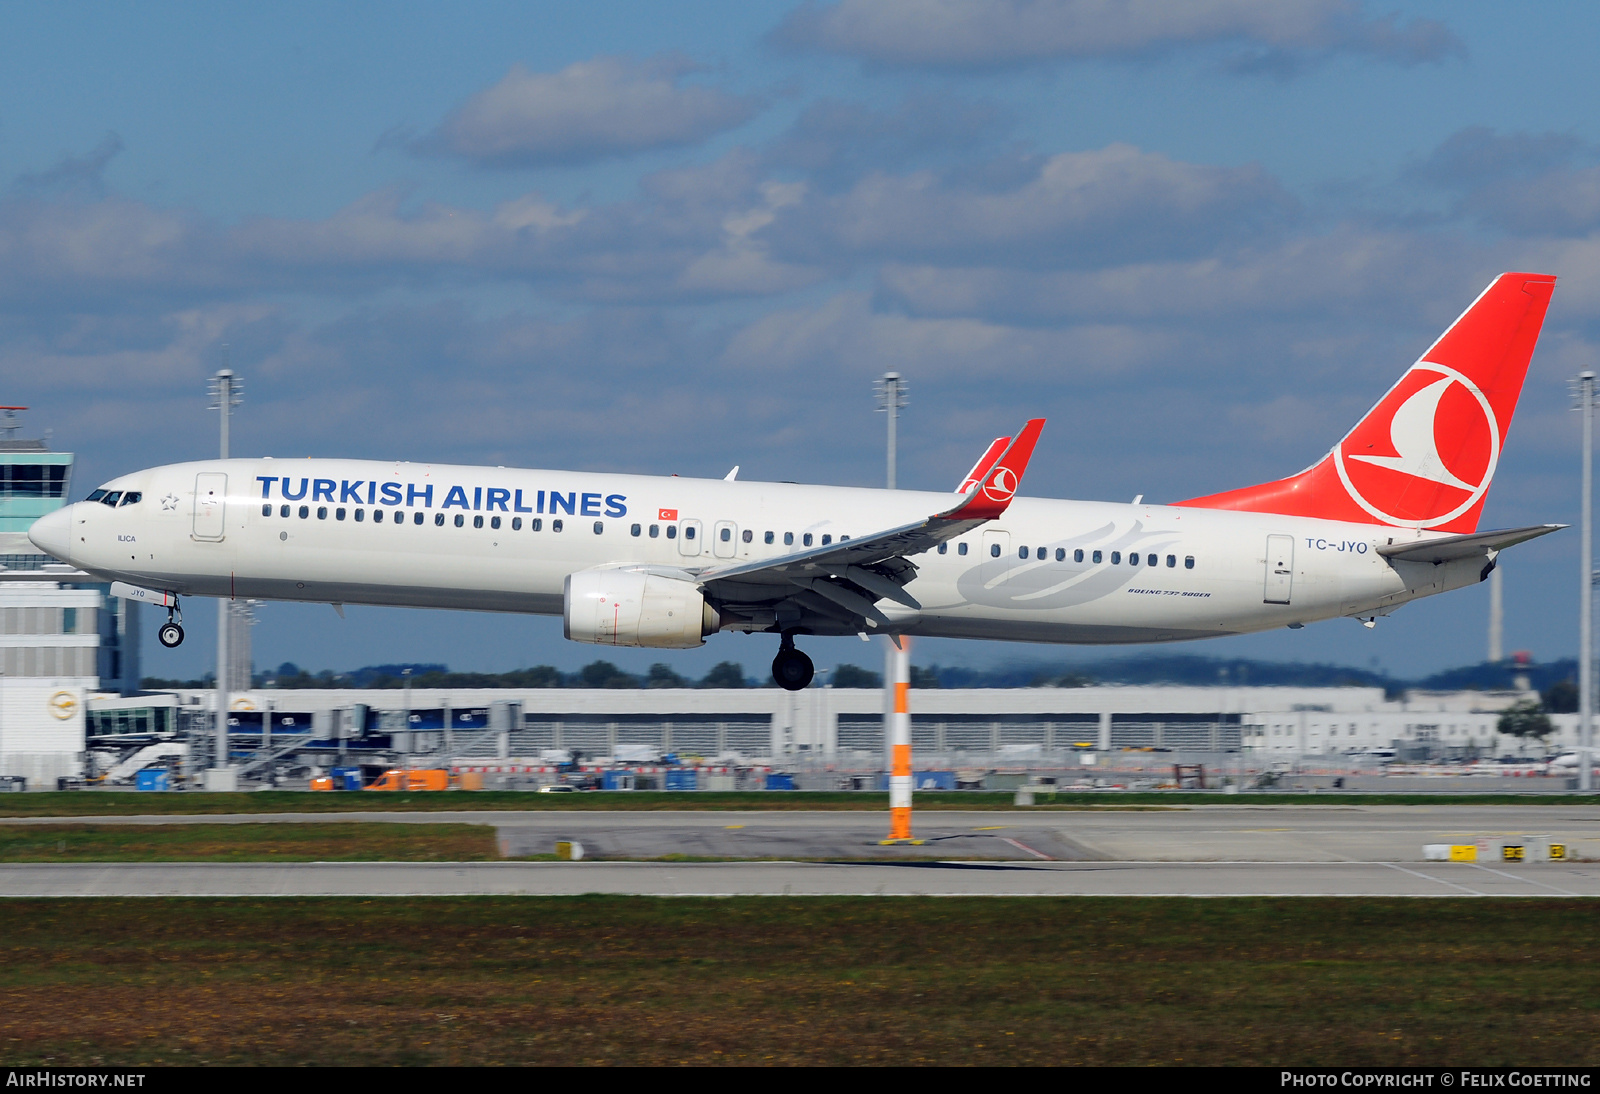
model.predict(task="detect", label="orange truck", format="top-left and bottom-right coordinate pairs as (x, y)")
top-left (363, 768), bottom-right (453, 792)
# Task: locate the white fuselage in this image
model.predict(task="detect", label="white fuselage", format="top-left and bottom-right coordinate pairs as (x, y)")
top-left (42, 458), bottom-right (1485, 645)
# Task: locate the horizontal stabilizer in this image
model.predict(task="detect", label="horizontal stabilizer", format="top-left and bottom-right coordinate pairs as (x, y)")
top-left (1378, 524), bottom-right (1563, 564)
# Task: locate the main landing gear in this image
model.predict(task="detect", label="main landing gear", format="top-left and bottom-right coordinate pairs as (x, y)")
top-left (772, 633), bottom-right (814, 691)
top-left (157, 599), bottom-right (185, 648)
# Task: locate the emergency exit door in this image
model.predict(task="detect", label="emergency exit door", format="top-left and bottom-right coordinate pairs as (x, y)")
top-left (193, 473), bottom-right (227, 541)
top-left (1263, 534), bottom-right (1293, 604)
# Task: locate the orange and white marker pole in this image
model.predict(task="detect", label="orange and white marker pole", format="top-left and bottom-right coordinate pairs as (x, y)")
top-left (887, 636), bottom-right (913, 841)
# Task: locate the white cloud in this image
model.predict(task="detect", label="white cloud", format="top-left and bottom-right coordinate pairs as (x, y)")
top-left (774, 0), bottom-right (1460, 72)
top-left (415, 55), bottom-right (759, 168)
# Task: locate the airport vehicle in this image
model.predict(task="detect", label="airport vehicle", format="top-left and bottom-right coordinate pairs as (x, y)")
top-left (29, 273), bottom-right (1561, 690)
top-left (363, 768), bottom-right (451, 792)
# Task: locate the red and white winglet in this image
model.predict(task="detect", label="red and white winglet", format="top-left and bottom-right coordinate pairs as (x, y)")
top-left (941, 418), bottom-right (1045, 521)
top-left (955, 436), bottom-right (1011, 493)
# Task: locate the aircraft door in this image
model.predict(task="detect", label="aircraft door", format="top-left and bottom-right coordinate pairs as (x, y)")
top-left (982, 529), bottom-right (1011, 570)
top-left (193, 473), bottom-right (227, 541)
top-left (678, 518), bottom-right (702, 557)
top-left (1264, 534), bottom-right (1294, 604)
top-left (713, 521), bottom-right (738, 559)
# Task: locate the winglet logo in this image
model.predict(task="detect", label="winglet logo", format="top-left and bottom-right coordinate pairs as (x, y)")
top-left (982, 466), bottom-right (1018, 504)
top-left (1333, 363), bottom-right (1500, 528)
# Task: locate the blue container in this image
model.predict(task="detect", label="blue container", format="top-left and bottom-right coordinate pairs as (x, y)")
top-left (664, 768), bottom-right (697, 791)
top-left (914, 771), bottom-right (957, 791)
top-left (764, 772), bottom-right (796, 791)
top-left (134, 769), bottom-right (169, 792)
top-left (601, 770), bottom-right (636, 791)
top-left (330, 765), bottom-right (363, 791)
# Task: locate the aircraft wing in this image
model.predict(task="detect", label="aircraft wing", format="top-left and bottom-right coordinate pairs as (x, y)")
top-left (1377, 524), bottom-right (1564, 564)
top-left (694, 420), bottom-right (1044, 633)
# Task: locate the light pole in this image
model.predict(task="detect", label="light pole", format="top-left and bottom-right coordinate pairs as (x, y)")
top-left (208, 359), bottom-right (241, 784)
top-left (1573, 371), bottom-right (1596, 792)
top-left (874, 372), bottom-right (908, 490)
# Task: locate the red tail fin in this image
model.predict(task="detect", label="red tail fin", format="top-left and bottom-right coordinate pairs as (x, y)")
top-left (1175, 273), bottom-right (1556, 533)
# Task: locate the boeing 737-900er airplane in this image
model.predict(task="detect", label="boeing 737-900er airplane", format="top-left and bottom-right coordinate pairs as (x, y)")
top-left (27, 272), bottom-right (1562, 690)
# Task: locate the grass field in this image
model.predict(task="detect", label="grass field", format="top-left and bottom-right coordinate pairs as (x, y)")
top-left (0, 897), bottom-right (1594, 1066)
top-left (0, 823), bottom-right (503, 862)
top-left (1, 790), bottom-right (1596, 817)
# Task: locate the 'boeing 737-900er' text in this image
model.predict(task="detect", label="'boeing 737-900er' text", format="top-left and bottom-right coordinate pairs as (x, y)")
top-left (28, 273), bottom-right (1562, 689)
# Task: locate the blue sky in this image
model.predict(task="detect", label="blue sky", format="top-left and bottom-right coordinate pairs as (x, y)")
top-left (6, 1), bottom-right (1600, 682)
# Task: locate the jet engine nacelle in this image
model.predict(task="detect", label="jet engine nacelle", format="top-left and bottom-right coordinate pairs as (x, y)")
top-left (563, 568), bottom-right (718, 649)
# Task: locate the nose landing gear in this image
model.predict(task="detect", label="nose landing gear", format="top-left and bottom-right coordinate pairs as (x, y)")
top-left (772, 633), bottom-right (814, 691)
top-left (157, 600), bottom-right (185, 648)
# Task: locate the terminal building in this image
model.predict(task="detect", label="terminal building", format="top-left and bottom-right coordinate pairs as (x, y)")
top-left (0, 409), bottom-right (139, 785)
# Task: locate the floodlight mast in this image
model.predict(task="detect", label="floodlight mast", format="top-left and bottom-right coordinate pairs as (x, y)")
top-left (1573, 371), bottom-right (1596, 793)
top-left (207, 353), bottom-right (241, 781)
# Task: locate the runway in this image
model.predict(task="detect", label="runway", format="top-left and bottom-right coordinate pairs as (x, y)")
top-left (2, 859), bottom-right (1597, 897)
top-left (7, 804), bottom-right (1599, 862)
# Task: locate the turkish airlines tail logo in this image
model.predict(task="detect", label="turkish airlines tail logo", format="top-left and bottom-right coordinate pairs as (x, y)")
top-left (1175, 273), bottom-right (1557, 534)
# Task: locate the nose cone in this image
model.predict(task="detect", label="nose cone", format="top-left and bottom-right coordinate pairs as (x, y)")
top-left (28, 506), bottom-right (73, 564)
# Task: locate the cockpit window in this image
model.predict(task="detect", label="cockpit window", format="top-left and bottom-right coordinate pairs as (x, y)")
top-left (86, 489), bottom-right (107, 502)
top-left (118, 492), bottom-right (142, 506)
top-left (100, 491), bottom-right (122, 507)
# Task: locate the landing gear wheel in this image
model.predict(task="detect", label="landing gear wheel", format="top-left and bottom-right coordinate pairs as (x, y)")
top-left (772, 647), bottom-right (814, 691)
top-left (158, 622), bottom-right (185, 648)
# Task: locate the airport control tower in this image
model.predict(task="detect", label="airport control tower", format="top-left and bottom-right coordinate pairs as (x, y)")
top-left (0, 407), bottom-right (139, 696)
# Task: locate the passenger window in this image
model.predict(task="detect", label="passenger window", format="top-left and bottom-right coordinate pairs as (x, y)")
top-left (435, 513), bottom-right (445, 526)
top-left (1017, 546), bottom-right (1026, 559)
top-left (840, 535), bottom-right (849, 541)
top-left (473, 515), bottom-right (483, 529)
top-left (764, 531), bottom-right (774, 544)
top-left (261, 504), bottom-right (271, 517)
top-left (375, 509), bottom-right (384, 523)
top-left (355, 509), bottom-right (365, 523)
top-left (802, 533), bottom-right (813, 546)
top-left (553, 519), bottom-right (563, 532)
top-left (1056, 548), bottom-right (1065, 561)
top-left (720, 527), bottom-right (731, 542)
top-left (685, 525), bottom-right (696, 540)
top-left (1036, 547), bottom-right (1046, 560)
top-left (317, 507), bottom-right (328, 520)
top-left (1185, 556), bottom-right (1195, 569)
top-left (1074, 549), bottom-right (1084, 563)
top-left (631, 523), bottom-right (641, 537)
top-left (454, 514), bottom-right (465, 528)
top-left (958, 542), bottom-right (968, 556)
top-left (120, 492), bottom-right (141, 506)
top-left (1111, 551), bottom-right (1121, 564)
top-left (593, 521), bottom-right (603, 534)
top-left (822, 534), bottom-right (832, 545)
top-left (742, 529), bottom-right (753, 543)
top-left (1092, 550), bottom-right (1102, 563)
top-left (491, 516), bottom-right (501, 530)
top-left (414, 512), bottom-right (424, 525)
top-left (280, 504), bottom-right (290, 518)
top-left (667, 525), bottom-right (677, 539)
top-left (937, 543), bottom-right (947, 555)
top-left (991, 544), bottom-right (1001, 558)
top-left (1166, 554), bottom-right (1176, 568)
top-left (299, 505), bottom-right (309, 519)
top-left (649, 524), bottom-right (659, 538)
top-left (511, 517), bottom-right (521, 530)
top-left (784, 532), bottom-right (794, 546)
top-left (1147, 553), bottom-right (1158, 566)
top-left (531, 518), bottom-right (542, 531)
top-left (336, 508), bottom-right (346, 521)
